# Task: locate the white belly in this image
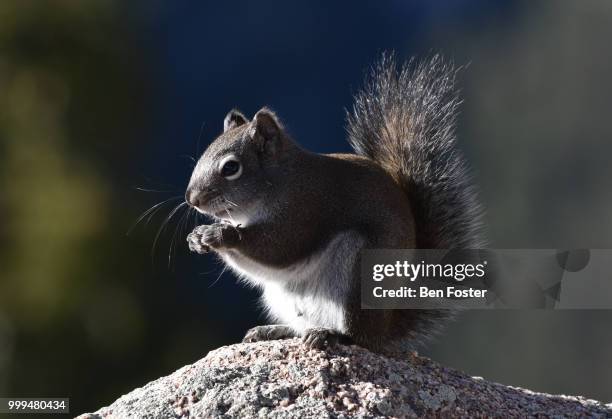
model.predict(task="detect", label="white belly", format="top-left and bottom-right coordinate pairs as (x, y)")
top-left (220, 231), bottom-right (365, 335)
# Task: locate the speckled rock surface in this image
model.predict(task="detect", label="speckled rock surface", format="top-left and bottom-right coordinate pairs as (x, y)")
top-left (77, 339), bottom-right (612, 418)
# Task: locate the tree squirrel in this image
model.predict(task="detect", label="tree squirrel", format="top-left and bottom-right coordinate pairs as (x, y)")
top-left (185, 54), bottom-right (484, 353)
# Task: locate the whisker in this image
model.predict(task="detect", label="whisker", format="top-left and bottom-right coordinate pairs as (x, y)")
top-left (208, 264), bottom-right (228, 288)
top-left (127, 196), bottom-right (182, 235)
top-left (193, 207), bottom-right (200, 229)
top-left (184, 207), bottom-right (196, 237)
top-left (168, 205), bottom-right (190, 269)
top-left (197, 267), bottom-right (221, 275)
top-left (224, 198), bottom-right (239, 207)
top-left (134, 186), bottom-right (178, 193)
top-left (224, 207), bottom-right (239, 226)
top-left (180, 155), bottom-right (196, 169)
top-left (178, 206), bottom-right (194, 254)
top-left (180, 154), bottom-right (196, 163)
top-left (189, 206), bottom-right (197, 231)
top-left (168, 208), bottom-right (184, 268)
top-left (152, 201), bottom-right (188, 264)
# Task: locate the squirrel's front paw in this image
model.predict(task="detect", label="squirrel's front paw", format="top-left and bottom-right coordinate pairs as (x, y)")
top-left (187, 223), bottom-right (240, 254)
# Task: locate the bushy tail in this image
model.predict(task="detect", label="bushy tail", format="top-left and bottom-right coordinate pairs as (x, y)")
top-left (347, 54), bottom-right (485, 249)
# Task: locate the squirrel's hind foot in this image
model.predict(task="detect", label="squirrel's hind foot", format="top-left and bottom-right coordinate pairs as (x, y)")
top-left (242, 325), bottom-right (296, 343)
top-left (302, 327), bottom-right (352, 350)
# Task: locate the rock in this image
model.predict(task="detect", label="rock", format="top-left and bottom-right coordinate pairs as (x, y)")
top-left (77, 339), bottom-right (612, 418)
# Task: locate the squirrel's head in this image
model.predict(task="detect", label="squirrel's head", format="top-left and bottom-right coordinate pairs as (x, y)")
top-left (185, 107), bottom-right (296, 225)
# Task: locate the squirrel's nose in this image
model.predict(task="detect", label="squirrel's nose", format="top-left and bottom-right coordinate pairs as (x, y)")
top-left (185, 187), bottom-right (213, 208)
top-left (185, 188), bottom-right (200, 208)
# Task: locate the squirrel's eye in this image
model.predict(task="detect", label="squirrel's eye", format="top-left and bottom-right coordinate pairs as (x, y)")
top-left (220, 158), bottom-right (242, 180)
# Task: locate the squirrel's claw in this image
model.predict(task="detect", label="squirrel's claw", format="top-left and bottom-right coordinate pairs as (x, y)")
top-left (302, 327), bottom-right (341, 350)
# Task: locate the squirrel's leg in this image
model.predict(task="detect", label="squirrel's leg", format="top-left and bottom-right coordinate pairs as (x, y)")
top-left (242, 325), bottom-right (296, 343)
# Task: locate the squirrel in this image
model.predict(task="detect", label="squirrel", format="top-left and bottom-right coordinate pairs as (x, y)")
top-left (185, 54), bottom-right (484, 354)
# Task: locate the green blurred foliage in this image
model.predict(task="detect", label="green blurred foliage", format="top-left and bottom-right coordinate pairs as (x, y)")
top-left (0, 0), bottom-right (156, 410)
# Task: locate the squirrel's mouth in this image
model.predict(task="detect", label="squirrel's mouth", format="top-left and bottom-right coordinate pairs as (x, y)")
top-left (186, 188), bottom-right (219, 214)
top-left (188, 191), bottom-right (241, 222)
top-left (214, 208), bottom-right (230, 218)
top-left (196, 195), bottom-right (230, 218)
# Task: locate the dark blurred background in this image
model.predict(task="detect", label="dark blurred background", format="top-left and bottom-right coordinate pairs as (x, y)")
top-left (1, 0), bottom-right (611, 414)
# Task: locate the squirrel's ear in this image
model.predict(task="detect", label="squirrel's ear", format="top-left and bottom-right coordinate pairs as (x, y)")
top-left (249, 108), bottom-right (284, 156)
top-left (223, 109), bottom-right (249, 132)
